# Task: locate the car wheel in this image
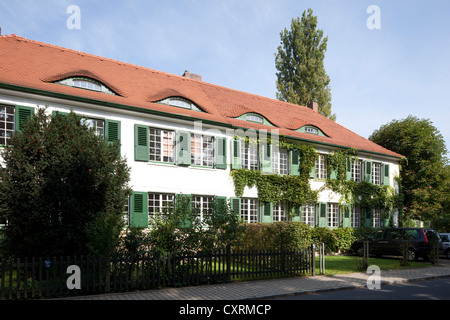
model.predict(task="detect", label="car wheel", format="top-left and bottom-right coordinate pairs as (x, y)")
top-left (407, 248), bottom-right (417, 261)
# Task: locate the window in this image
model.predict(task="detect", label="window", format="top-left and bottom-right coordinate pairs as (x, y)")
top-left (372, 208), bottom-right (382, 227)
top-left (148, 193), bottom-right (174, 217)
top-left (302, 204), bottom-right (315, 226)
top-left (73, 79), bottom-right (101, 92)
top-left (0, 105), bottom-right (15, 145)
top-left (351, 160), bottom-right (363, 182)
top-left (305, 127), bottom-right (319, 135)
top-left (81, 118), bottom-right (105, 137)
top-left (192, 195), bottom-right (214, 222)
top-left (149, 128), bottom-right (175, 163)
top-left (328, 203), bottom-right (339, 227)
top-left (273, 202), bottom-right (288, 222)
top-left (241, 141), bottom-right (258, 170)
top-left (246, 114), bottom-right (263, 124)
top-left (241, 198), bottom-right (259, 223)
top-left (191, 134), bottom-right (214, 167)
top-left (272, 148), bottom-right (288, 175)
top-left (372, 162), bottom-right (382, 185)
top-left (55, 77), bottom-right (116, 95)
top-left (351, 206), bottom-right (361, 228)
top-left (158, 97), bottom-right (203, 112)
top-left (315, 154), bottom-right (327, 179)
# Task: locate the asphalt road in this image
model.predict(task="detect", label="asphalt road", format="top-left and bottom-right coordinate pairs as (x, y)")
top-left (277, 276), bottom-right (450, 300)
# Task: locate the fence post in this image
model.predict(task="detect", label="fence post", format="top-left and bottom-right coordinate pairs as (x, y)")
top-left (226, 245), bottom-right (231, 282)
top-left (311, 244), bottom-right (316, 276)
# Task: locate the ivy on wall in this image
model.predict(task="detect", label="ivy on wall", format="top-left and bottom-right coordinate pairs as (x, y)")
top-left (230, 143), bottom-right (403, 219)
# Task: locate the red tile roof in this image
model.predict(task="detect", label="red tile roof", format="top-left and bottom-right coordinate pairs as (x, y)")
top-left (0, 34), bottom-right (402, 158)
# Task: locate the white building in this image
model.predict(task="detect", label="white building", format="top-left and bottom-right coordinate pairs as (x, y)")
top-left (0, 35), bottom-right (403, 229)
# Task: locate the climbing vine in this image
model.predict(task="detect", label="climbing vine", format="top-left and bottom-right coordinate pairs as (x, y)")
top-left (230, 141), bottom-right (403, 218)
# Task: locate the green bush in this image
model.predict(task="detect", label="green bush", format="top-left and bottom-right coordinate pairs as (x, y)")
top-left (311, 227), bottom-right (357, 254)
top-left (237, 222), bottom-right (312, 251)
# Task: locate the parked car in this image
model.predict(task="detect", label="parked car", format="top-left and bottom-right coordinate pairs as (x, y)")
top-left (350, 228), bottom-right (441, 261)
top-left (440, 233), bottom-right (450, 259)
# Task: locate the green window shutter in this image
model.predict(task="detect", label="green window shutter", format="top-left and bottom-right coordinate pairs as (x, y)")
top-left (176, 130), bottom-right (191, 166)
top-left (342, 204), bottom-right (351, 228)
top-left (231, 139), bottom-right (242, 170)
top-left (289, 149), bottom-right (301, 176)
top-left (230, 197), bottom-right (241, 217)
top-left (134, 124), bottom-right (149, 162)
top-left (329, 168), bottom-right (337, 180)
top-left (176, 194), bottom-right (192, 228)
top-left (346, 158), bottom-right (352, 181)
top-left (130, 192), bottom-right (148, 228)
top-left (105, 120), bottom-right (121, 144)
top-left (215, 137), bottom-right (227, 169)
top-left (364, 208), bottom-right (372, 227)
top-left (260, 144), bottom-right (272, 173)
top-left (292, 206), bottom-right (301, 222)
top-left (15, 106), bottom-right (34, 133)
top-left (318, 202), bottom-right (328, 227)
top-left (365, 161), bottom-right (372, 183)
top-left (383, 164), bottom-right (390, 186)
top-left (214, 196), bottom-right (227, 212)
top-left (261, 202), bottom-right (273, 223)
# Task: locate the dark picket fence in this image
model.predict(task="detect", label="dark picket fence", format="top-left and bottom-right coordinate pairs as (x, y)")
top-left (0, 244), bottom-right (324, 300)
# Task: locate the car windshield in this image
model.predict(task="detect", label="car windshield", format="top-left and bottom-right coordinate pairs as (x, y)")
top-left (440, 234), bottom-right (449, 242)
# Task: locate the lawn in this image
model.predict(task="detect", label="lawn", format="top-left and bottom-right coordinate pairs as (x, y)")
top-left (319, 255), bottom-right (437, 276)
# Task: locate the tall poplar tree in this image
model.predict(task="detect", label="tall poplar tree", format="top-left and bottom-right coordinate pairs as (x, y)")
top-left (275, 9), bottom-right (335, 121)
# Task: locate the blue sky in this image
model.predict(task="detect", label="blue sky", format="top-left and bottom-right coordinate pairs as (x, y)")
top-left (1, 0), bottom-right (449, 157)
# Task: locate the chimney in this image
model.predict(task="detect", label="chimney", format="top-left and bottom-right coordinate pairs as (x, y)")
top-left (182, 70), bottom-right (202, 81)
top-left (308, 101), bottom-right (319, 112)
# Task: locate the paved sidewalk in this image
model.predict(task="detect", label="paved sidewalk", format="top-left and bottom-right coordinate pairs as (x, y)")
top-left (66, 260), bottom-right (450, 300)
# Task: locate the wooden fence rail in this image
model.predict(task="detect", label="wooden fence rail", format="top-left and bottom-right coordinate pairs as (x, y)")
top-left (0, 244), bottom-right (323, 300)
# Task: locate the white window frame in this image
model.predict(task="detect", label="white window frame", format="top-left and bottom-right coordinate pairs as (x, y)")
top-left (316, 154), bottom-right (327, 179)
top-left (80, 118), bottom-right (105, 138)
top-left (351, 206), bottom-right (361, 228)
top-left (272, 148), bottom-right (288, 175)
top-left (273, 201), bottom-right (288, 222)
top-left (302, 204), bottom-right (315, 227)
top-left (241, 198), bottom-right (259, 223)
top-left (372, 207), bottom-right (382, 227)
top-left (241, 141), bottom-right (258, 170)
top-left (372, 162), bottom-right (382, 185)
top-left (328, 203), bottom-right (339, 228)
top-left (192, 195), bottom-right (214, 223)
top-left (148, 193), bottom-right (175, 217)
top-left (0, 105), bottom-right (15, 146)
top-left (149, 128), bottom-right (175, 163)
top-left (191, 134), bottom-right (214, 167)
top-left (351, 159), bottom-right (363, 182)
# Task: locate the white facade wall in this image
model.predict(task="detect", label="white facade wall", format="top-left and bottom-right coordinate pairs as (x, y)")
top-left (0, 90), bottom-right (401, 227)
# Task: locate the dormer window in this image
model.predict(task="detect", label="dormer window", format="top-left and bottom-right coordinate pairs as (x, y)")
top-left (73, 79), bottom-right (101, 92)
top-left (297, 125), bottom-right (327, 137)
top-left (55, 77), bottom-right (117, 95)
top-left (246, 114), bottom-right (263, 124)
top-left (157, 97), bottom-right (203, 112)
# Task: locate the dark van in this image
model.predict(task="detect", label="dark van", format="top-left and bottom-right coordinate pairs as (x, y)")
top-left (350, 228), bottom-right (441, 261)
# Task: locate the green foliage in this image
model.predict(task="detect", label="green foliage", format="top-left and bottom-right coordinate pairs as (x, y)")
top-left (275, 8), bottom-right (335, 121)
top-left (0, 109), bottom-right (131, 258)
top-left (144, 198), bottom-right (246, 254)
top-left (237, 222), bottom-right (312, 251)
top-left (310, 228), bottom-right (356, 254)
top-left (369, 115), bottom-right (449, 224)
top-left (230, 144), bottom-right (319, 208)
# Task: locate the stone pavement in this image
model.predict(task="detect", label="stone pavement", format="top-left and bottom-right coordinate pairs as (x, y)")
top-left (66, 259), bottom-right (450, 300)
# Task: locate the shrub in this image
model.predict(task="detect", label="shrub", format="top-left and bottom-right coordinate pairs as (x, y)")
top-left (237, 222), bottom-right (312, 251)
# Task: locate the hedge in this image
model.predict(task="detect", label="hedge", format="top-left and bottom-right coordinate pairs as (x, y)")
top-left (236, 222), bottom-right (359, 254)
